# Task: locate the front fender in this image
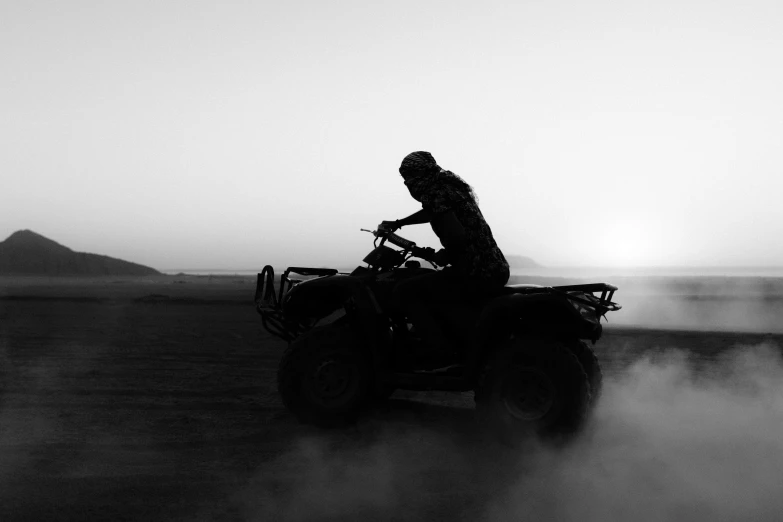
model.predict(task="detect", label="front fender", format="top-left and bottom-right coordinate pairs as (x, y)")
top-left (283, 275), bottom-right (370, 322)
top-left (283, 273), bottom-right (391, 395)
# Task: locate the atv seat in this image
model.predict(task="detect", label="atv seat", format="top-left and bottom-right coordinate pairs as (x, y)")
top-left (501, 283), bottom-right (546, 294)
top-left (473, 283), bottom-right (545, 303)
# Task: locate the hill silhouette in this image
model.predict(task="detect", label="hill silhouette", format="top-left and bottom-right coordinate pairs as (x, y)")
top-left (506, 254), bottom-right (541, 269)
top-left (0, 230), bottom-right (160, 276)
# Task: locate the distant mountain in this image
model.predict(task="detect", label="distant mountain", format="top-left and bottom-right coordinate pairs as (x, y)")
top-left (507, 255), bottom-right (541, 269)
top-left (0, 230), bottom-right (160, 276)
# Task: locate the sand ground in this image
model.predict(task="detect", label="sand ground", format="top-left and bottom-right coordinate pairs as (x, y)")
top-left (1, 276), bottom-right (782, 521)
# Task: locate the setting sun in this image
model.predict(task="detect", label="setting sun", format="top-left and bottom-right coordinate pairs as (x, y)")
top-left (597, 220), bottom-right (660, 267)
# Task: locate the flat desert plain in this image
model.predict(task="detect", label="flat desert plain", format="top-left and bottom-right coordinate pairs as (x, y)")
top-left (2, 275), bottom-right (783, 521)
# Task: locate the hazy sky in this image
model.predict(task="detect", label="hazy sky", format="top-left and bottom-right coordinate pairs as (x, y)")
top-left (2, 0), bottom-right (782, 270)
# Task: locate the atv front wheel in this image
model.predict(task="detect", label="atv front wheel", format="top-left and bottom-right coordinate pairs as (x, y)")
top-left (277, 322), bottom-right (371, 427)
top-left (475, 337), bottom-right (590, 445)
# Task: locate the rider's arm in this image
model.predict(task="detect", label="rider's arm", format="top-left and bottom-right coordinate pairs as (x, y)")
top-left (395, 208), bottom-right (431, 228)
top-left (430, 211), bottom-right (467, 256)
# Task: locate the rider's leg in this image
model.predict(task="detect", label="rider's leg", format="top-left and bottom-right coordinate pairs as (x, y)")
top-left (393, 272), bottom-right (450, 353)
top-left (393, 271), bottom-right (486, 355)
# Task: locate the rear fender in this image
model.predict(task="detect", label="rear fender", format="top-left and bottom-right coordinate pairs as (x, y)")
top-left (477, 292), bottom-right (585, 337)
top-left (466, 293), bottom-right (599, 379)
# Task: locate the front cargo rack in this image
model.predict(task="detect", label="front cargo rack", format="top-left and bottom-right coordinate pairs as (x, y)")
top-left (254, 265), bottom-right (338, 342)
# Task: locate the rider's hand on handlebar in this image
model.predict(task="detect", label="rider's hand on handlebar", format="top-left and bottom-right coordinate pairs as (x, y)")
top-left (411, 246), bottom-right (440, 265)
top-left (432, 248), bottom-right (450, 266)
top-left (378, 220), bottom-right (400, 234)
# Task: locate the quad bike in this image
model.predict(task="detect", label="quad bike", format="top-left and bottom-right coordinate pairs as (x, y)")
top-left (255, 228), bottom-right (620, 444)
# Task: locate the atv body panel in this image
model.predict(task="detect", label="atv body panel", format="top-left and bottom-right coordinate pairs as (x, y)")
top-left (282, 274), bottom-right (367, 324)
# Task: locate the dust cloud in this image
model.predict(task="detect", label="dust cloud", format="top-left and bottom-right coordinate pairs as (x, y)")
top-left (240, 342), bottom-right (783, 522)
top-left (612, 292), bottom-right (783, 333)
top-left (505, 274), bottom-right (783, 333)
top-left (599, 276), bottom-right (783, 333)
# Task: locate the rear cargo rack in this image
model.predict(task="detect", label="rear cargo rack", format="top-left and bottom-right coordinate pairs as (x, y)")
top-left (549, 283), bottom-right (621, 314)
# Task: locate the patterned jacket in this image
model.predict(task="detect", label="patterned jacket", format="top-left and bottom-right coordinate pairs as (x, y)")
top-left (404, 171), bottom-right (509, 286)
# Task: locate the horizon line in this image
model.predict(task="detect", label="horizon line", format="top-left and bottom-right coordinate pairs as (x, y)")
top-left (160, 264), bottom-right (783, 272)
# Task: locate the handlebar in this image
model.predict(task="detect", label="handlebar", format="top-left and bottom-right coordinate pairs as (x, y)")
top-left (412, 245), bottom-right (437, 263)
top-left (385, 232), bottom-right (415, 250)
top-left (361, 227), bottom-right (439, 265)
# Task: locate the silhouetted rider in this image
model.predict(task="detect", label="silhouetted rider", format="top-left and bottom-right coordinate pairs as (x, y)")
top-left (380, 151), bottom-right (509, 360)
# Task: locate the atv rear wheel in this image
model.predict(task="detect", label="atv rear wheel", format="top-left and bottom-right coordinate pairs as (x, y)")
top-left (277, 322), bottom-right (371, 427)
top-left (475, 337), bottom-right (590, 446)
top-left (570, 341), bottom-right (603, 404)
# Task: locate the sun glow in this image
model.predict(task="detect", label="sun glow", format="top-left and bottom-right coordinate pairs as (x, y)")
top-left (597, 221), bottom-right (660, 267)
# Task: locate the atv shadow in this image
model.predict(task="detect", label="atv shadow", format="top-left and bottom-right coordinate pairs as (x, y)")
top-left (370, 396), bottom-right (480, 440)
top-left (270, 394), bottom-right (484, 447)
top-left (254, 397), bottom-right (541, 522)
top-left (268, 392), bottom-right (556, 472)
